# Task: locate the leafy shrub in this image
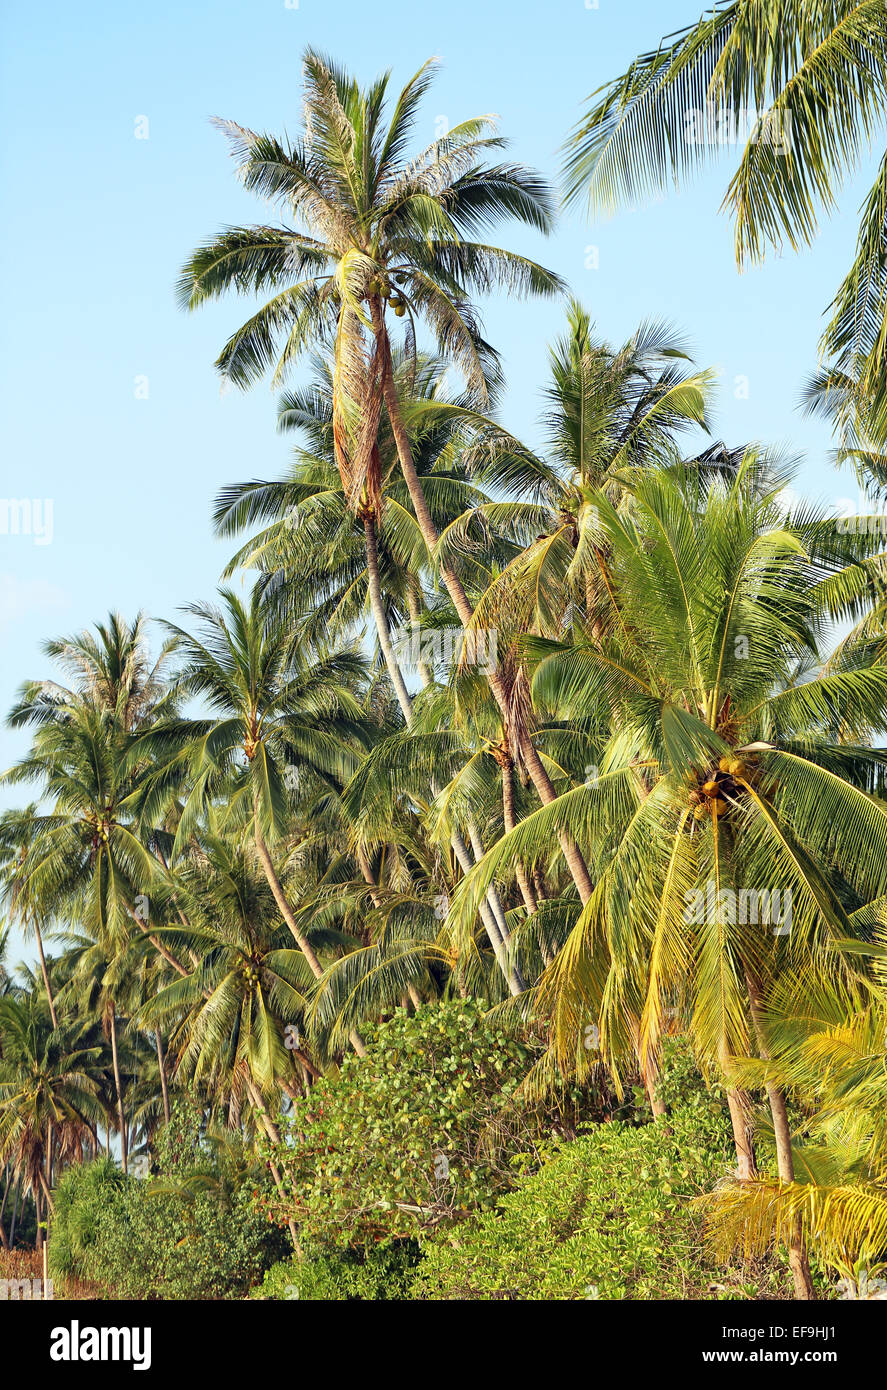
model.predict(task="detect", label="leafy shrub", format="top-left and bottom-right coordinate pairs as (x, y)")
top-left (263, 1001), bottom-right (545, 1247)
top-left (413, 1042), bottom-right (785, 1301)
top-left (51, 1102), bottom-right (288, 1299)
top-left (84, 1175), bottom-right (286, 1299)
top-left (49, 1157), bottom-right (125, 1280)
top-left (254, 1241), bottom-right (421, 1301)
top-left (415, 1102), bottom-right (739, 1300)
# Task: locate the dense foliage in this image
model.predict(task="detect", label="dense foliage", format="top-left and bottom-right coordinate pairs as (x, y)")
top-left (261, 1002), bottom-right (549, 1246)
top-left (3, 28), bottom-right (887, 1300)
top-left (50, 1107), bottom-right (286, 1300)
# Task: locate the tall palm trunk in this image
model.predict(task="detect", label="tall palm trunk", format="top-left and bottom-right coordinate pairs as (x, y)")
top-left (362, 506), bottom-right (525, 996)
top-left (108, 1004), bottom-right (127, 1175)
top-left (363, 513), bottom-right (415, 719)
top-left (155, 1030), bottom-right (171, 1126)
top-left (373, 310), bottom-right (596, 908)
top-left (253, 815), bottom-right (367, 1058)
top-left (0, 1168), bottom-right (11, 1250)
top-left (9, 1176), bottom-right (22, 1247)
top-left (501, 754), bottom-right (539, 916)
top-left (34, 923), bottom-right (57, 1029)
top-left (244, 1076), bottom-right (300, 1250)
top-left (744, 971), bottom-right (814, 1300)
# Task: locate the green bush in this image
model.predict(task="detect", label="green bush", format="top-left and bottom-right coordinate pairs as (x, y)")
top-left (413, 1042), bottom-right (781, 1301)
top-left (83, 1175), bottom-right (286, 1299)
top-left (254, 1241), bottom-right (421, 1301)
top-left (49, 1157), bottom-right (125, 1281)
top-left (415, 1103), bottom-right (738, 1300)
top-left (51, 1102), bottom-right (288, 1299)
top-left (263, 1000), bottom-right (545, 1248)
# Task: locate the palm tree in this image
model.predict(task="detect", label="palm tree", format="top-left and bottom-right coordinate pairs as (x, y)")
top-left (701, 943), bottom-right (887, 1294)
top-left (141, 824), bottom-right (318, 1100)
top-left (0, 993), bottom-right (104, 1231)
top-left (176, 50), bottom-right (606, 905)
top-left (137, 586), bottom-right (371, 1053)
top-left (452, 455), bottom-right (887, 1297)
top-left (563, 2), bottom-right (887, 438)
top-left (0, 807), bottom-right (60, 1028)
top-left (215, 350), bottom-right (549, 995)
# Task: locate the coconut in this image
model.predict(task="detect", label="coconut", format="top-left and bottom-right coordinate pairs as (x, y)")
top-left (702, 779), bottom-right (719, 796)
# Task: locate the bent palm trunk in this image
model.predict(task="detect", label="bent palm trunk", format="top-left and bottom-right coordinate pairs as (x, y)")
top-left (362, 506), bottom-right (525, 995)
top-left (254, 816), bottom-right (367, 1058)
top-left (745, 971), bottom-right (814, 1300)
top-left (109, 1004), bottom-right (127, 1175)
top-left (373, 310), bottom-right (596, 908)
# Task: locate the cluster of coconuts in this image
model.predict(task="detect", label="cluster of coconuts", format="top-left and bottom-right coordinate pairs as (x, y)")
top-left (686, 754), bottom-right (751, 821)
top-left (86, 812), bottom-right (113, 844)
top-left (369, 273), bottom-right (407, 316)
top-left (242, 964), bottom-right (261, 988)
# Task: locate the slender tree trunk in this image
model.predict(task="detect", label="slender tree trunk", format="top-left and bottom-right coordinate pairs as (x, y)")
top-left (501, 755), bottom-right (539, 916)
top-left (450, 823), bottom-right (525, 995)
top-left (244, 1077), bottom-right (300, 1251)
top-left (0, 1168), bottom-right (11, 1250)
top-left (723, 1081), bottom-right (758, 1180)
top-left (155, 1030), bottom-right (171, 1126)
top-left (362, 506), bottom-right (524, 994)
top-left (9, 1176), bottom-right (22, 1247)
top-left (35, 1186), bottom-right (43, 1255)
top-left (744, 971), bottom-right (814, 1300)
top-left (34, 923), bottom-right (57, 1029)
top-left (374, 311), bottom-right (596, 908)
top-left (465, 817), bottom-right (512, 943)
top-left (254, 815), bottom-right (367, 1058)
top-left (108, 1004), bottom-right (128, 1175)
top-left (364, 512), bottom-right (416, 719)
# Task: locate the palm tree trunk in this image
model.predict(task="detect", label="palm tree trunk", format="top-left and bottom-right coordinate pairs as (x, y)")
top-left (34, 923), bottom-right (57, 1029)
top-left (0, 1168), bottom-right (11, 1250)
top-left (361, 505), bottom-right (524, 995)
top-left (501, 756), bottom-right (539, 916)
top-left (723, 1081), bottom-right (757, 1180)
top-left (374, 312), bottom-right (596, 908)
top-left (744, 971), bottom-right (814, 1300)
top-left (364, 512), bottom-right (415, 721)
top-left (9, 1177), bottom-right (21, 1247)
top-left (254, 815), bottom-right (367, 1058)
top-left (155, 1030), bottom-right (171, 1126)
top-left (244, 1076), bottom-right (301, 1251)
top-left (108, 1004), bottom-right (128, 1175)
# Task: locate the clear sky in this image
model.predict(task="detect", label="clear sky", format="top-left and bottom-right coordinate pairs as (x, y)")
top-left (0, 0), bottom-right (881, 965)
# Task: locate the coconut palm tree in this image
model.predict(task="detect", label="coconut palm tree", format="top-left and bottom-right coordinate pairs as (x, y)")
top-left (215, 349), bottom-right (552, 995)
top-left (141, 824), bottom-right (320, 1099)
top-left (0, 993), bottom-right (104, 1225)
top-left (563, 2), bottom-right (887, 435)
top-left (701, 942), bottom-right (887, 1295)
top-left (451, 455), bottom-right (887, 1296)
top-left (176, 50), bottom-right (608, 906)
top-left (135, 586), bottom-right (372, 1054)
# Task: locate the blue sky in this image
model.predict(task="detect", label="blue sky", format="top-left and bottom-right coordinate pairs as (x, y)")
top-left (0, 0), bottom-right (881, 965)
